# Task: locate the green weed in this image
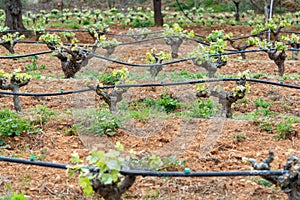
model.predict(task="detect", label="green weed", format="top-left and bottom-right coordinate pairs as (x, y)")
top-left (181, 98), bottom-right (218, 118)
top-left (274, 117), bottom-right (299, 140)
top-left (233, 134), bottom-right (246, 143)
top-left (64, 125), bottom-right (79, 136)
top-left (30, 105), bottom-right (56, 125)
top-left (250, 72), bottom-right (267, 79)
top-left (156, 92), bottom-right (181, 113)
top-left (24, 56), bottom-right (46, 71)
top-left (1, 192), bottom-right (27, 200)
top-left (254, 98), bottom-right (273, 109)
top-left (77, 109), bottom-right (120, 136)
top-left (257, 178), bottom-right (273, 187)
top-left (0, 108), bottom-right (39, 137)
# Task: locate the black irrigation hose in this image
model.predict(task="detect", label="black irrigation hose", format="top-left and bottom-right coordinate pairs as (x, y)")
top-left (1, 45), bottom-right (299, 60)
top-left (4, 29), bottom-right (89, 33)
top-left (17, 40), bottom-right (45, 44)
top-left (92, 54), bottom-right (161, 67)
top-left (92, 48), bottom-right (293, 67)
top-left (279, 30), bottom-right (300, 35)
top-left (0, 78), bottom-right (298, 97)
top-left (0, 88), bottom-right (92, 97)
top-left (121, 169), bottom-right (288, 177)
top-left (95, 78), bottom-right (300, 90)
top-left (163, 57), bottom-right (194, 65)
top-left (247, 78), bottom-right (300, 89)
top-left (228, 32), bottom-right (267, 41)
top-left (194, 33), bottom-right (206, 39)
top-left (106, 30), bottom-right (164, 37)
top-left (17, 40), bottom-right (97, 48)
top-left (0, 50), bottom-right (53, 59)
top-left (0, 156), bottom-right (289, 177)
top-left (17, 35), bottom-right (205, 47)
top-left (5, 29), bottom-right (163, 38)
top-left (0, 156), bottom-right (70, 170)
top-left (92, 53), bottom-right (192, 67)
top-left (118, 36), bottom-right (165, 45)
top-left (111, 36), bottom-right (206, 46)
top-left (287, 48), bottom-right (300, 51)
top-left (183, 37), bottom-right (209, 46)
top-left (4, 28), bottom-right (300, 40)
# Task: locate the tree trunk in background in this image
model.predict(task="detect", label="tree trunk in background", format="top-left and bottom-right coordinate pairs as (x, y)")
top-left (264, 0), bottom-right (271, 22)
top-left (4, 0), bottom-right (26, 30)
top-left (153, 0), bottom-right (163, 26)
top-left (194, 0), bottom-right (199, 8)
top-left (249, 0), bottom-right (278, 22)
top-left (106, 0), bottom-right (116, 9)
top-left (232, 0), bottom-right (240, 21)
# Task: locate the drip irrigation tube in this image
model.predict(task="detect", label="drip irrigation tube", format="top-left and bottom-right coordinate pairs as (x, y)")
top-left (0, 156), bottom-right (289, 177)
top-left (17, 40), bottom-right (97, 48)
top-left (118, 36), bottom-right (165, 45)
top-left (0, 88), bottom-right (92, 97)
top-left (113, 36), bottom-right (206, 46)
top-left (5, 29), bottom-right (89, 33)
top-left (95, 78), bottom-right (300, 90)
top-left (0, 78), bottom-right (298, 97)
top-left (228, 32), bottom-right (266, 41)
top-left (280, 30), bottom-right (300, 35)
top-left (0, 50), bottom-right (53, 59)
top-left (1, 44), bottom-right (299, 60)
top-left (4, 28), bottom-right (300, 39)
top-left (106, 30), bottom-right (164, 37)
top-left (92, 53), bottom-right (192, 67)
top-left (4, 29), bottom-right (163, 37)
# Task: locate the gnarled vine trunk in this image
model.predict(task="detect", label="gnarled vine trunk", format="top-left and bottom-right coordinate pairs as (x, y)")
top-left (196, 77), bottom-right (247, 118)
top-left (0, 41), bottom-right (15, 54)
top-left (93, 86), bottom-right (128, 115)
top-left (291, 43), bottom-right (299, 60)
top-left (92, 175), bottom-right (136, 200)
top-left (249, 150), bottom-right (300, 200)
top-left (50, 46), bottom-right (95, 78)
top-left (193, 57), bottom-right (227, 78)
top-left (103, 46), bottom-right (116, 58)
top-left (267, 50), bottom-right (287, 76)
top-left (229, 39), bottom-right (253, 60)
top-left (165, 37), bottom-right (183, 58)
top-left (0, 76), bottom-right (30, 113)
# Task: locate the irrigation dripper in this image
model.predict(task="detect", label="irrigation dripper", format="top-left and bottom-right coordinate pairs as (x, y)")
top-left (29, 155), bottom-right (35, 161)
top-left (184, 168), bottom-right (191, 174)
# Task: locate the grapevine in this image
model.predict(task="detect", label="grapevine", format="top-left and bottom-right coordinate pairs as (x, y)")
top-left (0, 69), bottom-right (31, 113)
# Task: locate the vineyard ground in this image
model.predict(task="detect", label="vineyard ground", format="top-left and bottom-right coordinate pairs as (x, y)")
top-left (0, 25), bottom-right (299, 200)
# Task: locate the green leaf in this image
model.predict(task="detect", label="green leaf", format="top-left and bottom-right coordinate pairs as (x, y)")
top-left (115, 141), bottom-right (124, 151)
top-left (101, 173), bottom-right (113, 185)
top-left (106, 159), bottom-right (121, 171)
top-left (78, 177), bottom-right (94, 196)
top-left (71, 152), bottom-right (83, 164)
top-left (107, 131), bottom-right (116, 136)
top-left (87, 150), bottom-right (104, 164)
top-left (110, 169), bottom-right (120, 182)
